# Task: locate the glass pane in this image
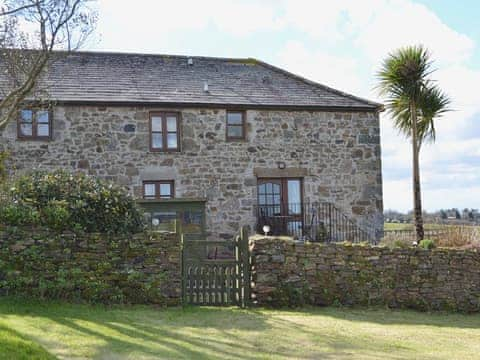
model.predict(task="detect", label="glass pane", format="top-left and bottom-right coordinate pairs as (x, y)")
top-left (151, 116), bottom-right (163, 131)
top-left (182, 210), bottom-right (202, 234)
top-left (152, 211), bottom-right (177, 231)
top-left (20, 123), bottom-right (32, 136)
top-left (227, 125), bottom-right (243, 138)
top-left (258, 194), bottom-right (266, 205)
top-left (144, 183), bottom-right (156, 198)
top-left (166, 116), bottom-right (177, 132)
top-left (266, 183), bottom-right (272, 193)
top-left (288, 180), bottom-right (301, 214)
top-left (152, 133), bottom-right (163, 149)
top-left (258, 184), bottom-right (266, 195)
top-left (227, 112), bottom-right (243, 125)
top-left (273, 183), bottom-right (281, 195)
top-left (266, 195), bottom-right (273, 205)
top-left (37, 111), bottom-right (49, 123)
top-left (167, 133), bottom-right (178, 149)
top-left (20, 110), bottom-right (33, 123)
top-left (259, 205), bottom-right (270, 217)
top-left (159, 183), bottom-right (172, 197)
top-left (37, 123), bottom-right (50, 137)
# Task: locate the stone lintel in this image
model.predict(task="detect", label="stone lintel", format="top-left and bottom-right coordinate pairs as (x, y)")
top-left (253, 167), bottom-right (308, 178)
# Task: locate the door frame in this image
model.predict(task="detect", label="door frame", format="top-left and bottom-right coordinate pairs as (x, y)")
top-left (256, 177), bottom-right (304, 236)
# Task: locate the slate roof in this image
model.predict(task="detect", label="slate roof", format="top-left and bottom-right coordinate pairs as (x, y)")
top-left (2, 51), bottom-right (382, 110)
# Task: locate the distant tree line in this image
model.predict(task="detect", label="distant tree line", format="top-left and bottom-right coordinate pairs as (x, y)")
top-left (384, 208), bottom-right (480, 224)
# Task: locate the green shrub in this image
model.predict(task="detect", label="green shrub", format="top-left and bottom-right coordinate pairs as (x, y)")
top-left (0, 170), bottom-right (143, 234)
top-left (41, 200), bottom-right (70, 232)
top-left (419, 239), bottom-right (436, 250)
top-left (0, 203), bottom-right (40, 226)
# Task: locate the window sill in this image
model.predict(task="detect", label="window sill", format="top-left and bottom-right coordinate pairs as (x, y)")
top-left (17, 137), bottom-right (52, 142)
top-left (149, 149), bottom-right (181, 153)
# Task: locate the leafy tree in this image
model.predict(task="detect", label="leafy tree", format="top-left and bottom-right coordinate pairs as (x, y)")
top-left (377, 46), bottom-right (450, 241)
top-left (439, 209), bottom-right (447, 220)
top-left (454, 208), bottom-right (461, 220)
top-left (0, 0), bottom-right (97, 130)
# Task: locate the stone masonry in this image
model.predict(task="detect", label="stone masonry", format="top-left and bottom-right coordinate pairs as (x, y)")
top-left (1, 106), bottom-right (383, 238)
top-left (0, 226), bottom-right (182, 304)
top-left (251, 236), bottom-right (480, 312)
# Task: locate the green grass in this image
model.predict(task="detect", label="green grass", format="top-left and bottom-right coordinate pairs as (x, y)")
top-left (0, 324), bottom-right (54, 360)
top-left (0, 299), bottom-right (480, 359)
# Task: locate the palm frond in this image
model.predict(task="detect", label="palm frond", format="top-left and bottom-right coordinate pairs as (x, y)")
top-left (376, 45), bottom-right (450, 146)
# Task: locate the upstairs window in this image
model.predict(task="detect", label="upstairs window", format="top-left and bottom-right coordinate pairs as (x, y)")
top-left (226, 111), bottom-right (246, 141)
top-left (150, 112), bottom-right (180, 152)
top-left (143, 180), bottom-right (175, 199)
top-left (18, 109), bottom-right (51, 140)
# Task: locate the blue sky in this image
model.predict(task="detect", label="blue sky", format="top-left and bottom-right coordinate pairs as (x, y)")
top-left (87, 0), bottom-right (480, 212)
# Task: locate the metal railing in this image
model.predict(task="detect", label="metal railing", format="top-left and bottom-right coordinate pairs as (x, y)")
top-left (254, 201), bottom-right (377, 244)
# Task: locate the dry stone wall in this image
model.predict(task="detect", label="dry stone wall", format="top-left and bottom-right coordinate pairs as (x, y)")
top-left (251, 236), bottom-right (480, 312)
top-left (0, 227), bottom-right (181, 304)
top-left (1, 106), bottom-right (383, 239)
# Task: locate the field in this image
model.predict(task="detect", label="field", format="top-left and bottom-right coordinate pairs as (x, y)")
top-left (384, 222), bottom-right (448, 231)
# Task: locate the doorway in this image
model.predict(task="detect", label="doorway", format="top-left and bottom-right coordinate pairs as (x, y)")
top-left (256, 178), bottom-right (303, 237)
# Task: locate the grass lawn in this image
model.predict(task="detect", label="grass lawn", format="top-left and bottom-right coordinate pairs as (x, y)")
top-left (0, 299), bottom-right (479, 359)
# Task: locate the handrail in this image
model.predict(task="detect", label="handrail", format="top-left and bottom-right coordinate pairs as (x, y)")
top-left (255, 201), bottom-right (377, 244)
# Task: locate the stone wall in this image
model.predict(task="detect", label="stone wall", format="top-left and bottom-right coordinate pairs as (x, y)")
top-left (251, 236), bottom-right (480, 311)
top-left (0, 227), bottom-right (181, 304)
top-left (1, 105), bottom-right (383, 238)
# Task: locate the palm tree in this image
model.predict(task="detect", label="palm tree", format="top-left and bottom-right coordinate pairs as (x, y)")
top-left (377, 46), bottom-right (450, 241)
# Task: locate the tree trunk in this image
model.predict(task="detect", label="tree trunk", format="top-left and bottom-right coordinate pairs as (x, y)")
top-left (411, 101), bottom-right (424, 241)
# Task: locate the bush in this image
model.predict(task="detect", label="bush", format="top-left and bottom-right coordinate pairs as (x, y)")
top-left (0, 170), bottom-right (143, 234)
top-left (419, 239), bottom-right (435, 250)
top-left (0, 203), bottom-right (40, 226)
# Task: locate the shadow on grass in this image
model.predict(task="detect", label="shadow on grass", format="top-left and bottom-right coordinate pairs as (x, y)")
top-left (0, 300), bottom-right (367, 359)
top-left (0, 324), bottom-right (55, 360)
top-left (1, 299), bottom-right (479, 359)
top-left (256, 305), bottom-right (480, 329)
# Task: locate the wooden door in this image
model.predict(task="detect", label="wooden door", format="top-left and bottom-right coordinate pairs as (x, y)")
top-left (257, 178), bottom-right (303, 237)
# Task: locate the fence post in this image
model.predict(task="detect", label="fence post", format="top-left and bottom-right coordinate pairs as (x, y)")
top-left (177, 220), bottom-right (186, 306)
top-left (241, 226), bottom-right (251, 307)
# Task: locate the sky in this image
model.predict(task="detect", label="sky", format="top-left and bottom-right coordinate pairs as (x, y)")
top-left (85, 0), bottom-right (480, 212)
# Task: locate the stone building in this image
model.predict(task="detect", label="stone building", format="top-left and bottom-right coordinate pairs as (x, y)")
top-left (0, 51), bottom-right (383, 240)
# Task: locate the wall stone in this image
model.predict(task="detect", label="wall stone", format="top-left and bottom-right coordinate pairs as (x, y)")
top-left (0, 227), bottom-right (181, 304)
top-left (1, 106), bottom-right (383, 238)
top-left (251, 236), bottom-right (480, 312)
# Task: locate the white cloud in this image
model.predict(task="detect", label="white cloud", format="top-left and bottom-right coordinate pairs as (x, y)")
top-left (96, 0), bottom-right (282, 52)
top-left (352, 0), bottom-right (474, 65)
top-left (277, 41), bottom-right (364, 95)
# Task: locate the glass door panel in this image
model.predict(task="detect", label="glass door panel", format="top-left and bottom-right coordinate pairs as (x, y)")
top-left (287, 179), bottom-right (301, 215)
top-left (257, 178), bottom-right (303, 237)
top-left (258, 180), bottom-right (281, 216)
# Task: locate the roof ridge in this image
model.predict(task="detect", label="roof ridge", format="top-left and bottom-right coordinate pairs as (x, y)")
top-left (252, 58), bottom-right (383, 111)
top-left (51, 49), bottom-right (253, 63)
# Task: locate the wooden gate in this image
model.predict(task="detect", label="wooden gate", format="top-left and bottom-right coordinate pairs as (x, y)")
top-left (181, 227), bottom-right (250, 307)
